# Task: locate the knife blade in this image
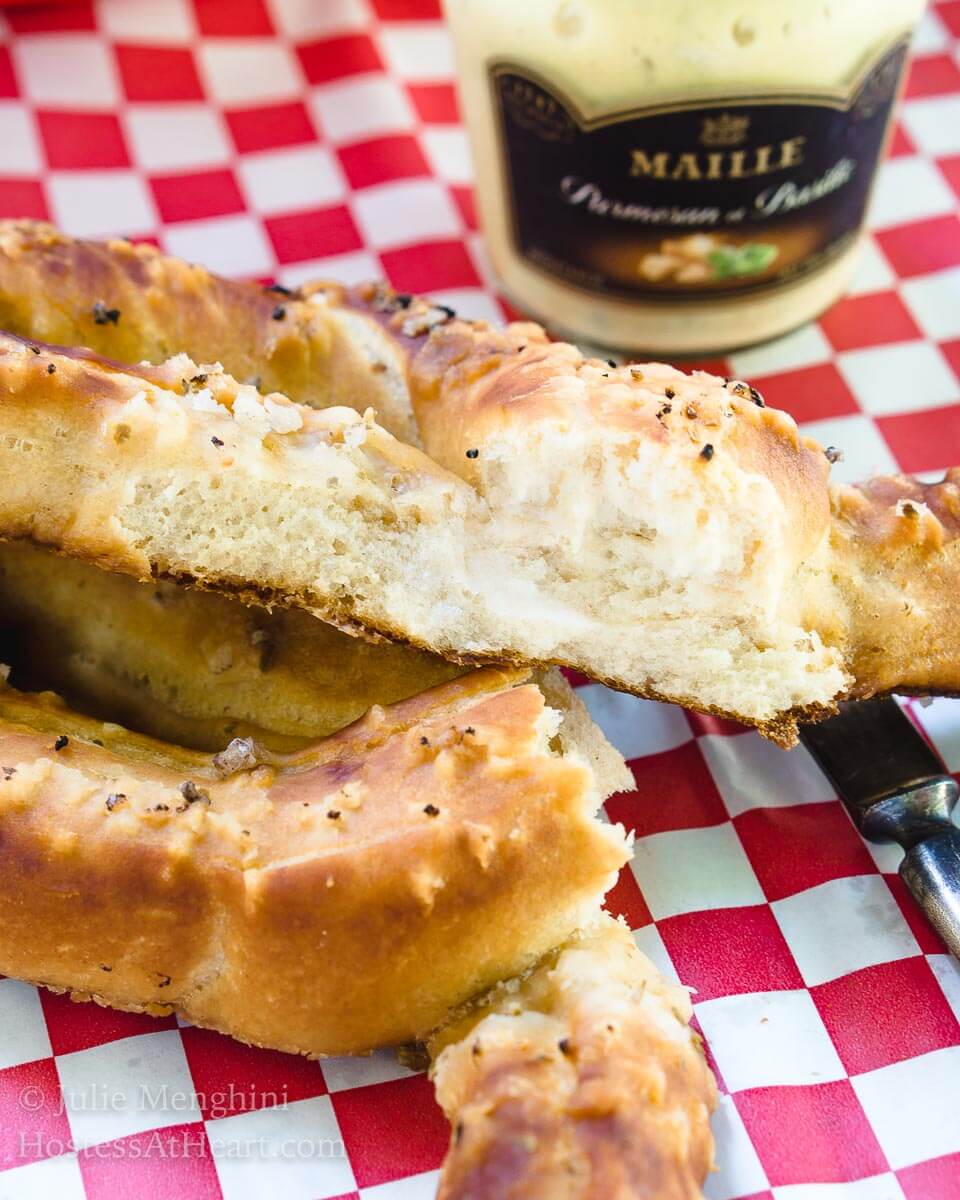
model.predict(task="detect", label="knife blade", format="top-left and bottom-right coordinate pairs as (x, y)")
top-left (800, 697), bottom-right (960, 959)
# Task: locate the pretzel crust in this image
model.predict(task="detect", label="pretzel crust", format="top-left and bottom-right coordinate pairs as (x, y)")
top-left (0, 538), bottom-right (464, 753)
top-left (0, 219), bottom-right (419, 444)
top-left (0, 667), bottom-right (629, 1057)
top-left (429, 916), bottom-right (717, 1200)
top-left (831, 470), bottom-right (960, 700)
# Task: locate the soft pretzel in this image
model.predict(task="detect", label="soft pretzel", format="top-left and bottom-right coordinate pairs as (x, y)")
top-left (0, 543), bottom-right (718, 1193)
top-left (430, 915), bottom-right (717, 1200)
top-left (0, 221), bottom-right (726, 1194)
top-left (0, 224), bottom-right (726, 1193)
top-left (0, 314), bottom-right (956, 743)
top-left (0, 657), bottom-right (631, 1057)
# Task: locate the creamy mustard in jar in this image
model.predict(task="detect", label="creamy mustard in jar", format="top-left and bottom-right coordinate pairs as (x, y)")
top-left (444, 0), bottom-right (925, 354)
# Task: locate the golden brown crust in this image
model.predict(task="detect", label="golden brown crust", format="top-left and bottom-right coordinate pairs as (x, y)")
top-left (360, 282), bottom-right (826, 545)
top-left (0, 538), bottom-right (464, 752)
top-left (0, 667), bottom-right (628, 1057)
top-left (0, 219), bottom-right (419, 444)
top-left (831, 470), bottom-right (960, 700)
top-left (0, 224), bottom-right (721, 1187)
top-left (428, 916), bottom-right (717, 1200)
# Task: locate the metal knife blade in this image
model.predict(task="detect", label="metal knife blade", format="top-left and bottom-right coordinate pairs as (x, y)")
top-left (800, 697), bottom-right (960, 959)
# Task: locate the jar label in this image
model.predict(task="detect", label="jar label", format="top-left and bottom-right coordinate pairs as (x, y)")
top-left (489, 39), bottom-right (908, 301)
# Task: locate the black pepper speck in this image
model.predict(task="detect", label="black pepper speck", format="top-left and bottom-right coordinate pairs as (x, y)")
top-left (179, 780), bottom-right (208, 806)
top-left (92, 301), bottom-right (120, 326)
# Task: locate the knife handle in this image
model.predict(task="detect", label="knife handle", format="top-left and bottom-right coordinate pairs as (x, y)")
top-left (900, 828), bottom-right (960, 959)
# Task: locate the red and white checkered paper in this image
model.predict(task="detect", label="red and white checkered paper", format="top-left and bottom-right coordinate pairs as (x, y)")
top-left (1, 1), bottom-right (959, 1197)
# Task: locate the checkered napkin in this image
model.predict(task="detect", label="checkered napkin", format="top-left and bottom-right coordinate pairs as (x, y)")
top-left (0, 1), bottom-right (959, 1197)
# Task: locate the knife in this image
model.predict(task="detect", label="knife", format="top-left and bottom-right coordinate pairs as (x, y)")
top-left (800, 697), bottom-right (960, 959)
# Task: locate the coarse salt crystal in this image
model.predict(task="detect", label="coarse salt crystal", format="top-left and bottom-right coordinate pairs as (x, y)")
top-left (232, 390), bottom-right (270, 434)
top-left (264, 396), bottom-right (303, 433)
top-left (187, 388), bottom-right (222, 413)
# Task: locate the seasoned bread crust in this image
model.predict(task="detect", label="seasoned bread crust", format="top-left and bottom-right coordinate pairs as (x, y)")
top-left (0, 220), bottom-right (419, 444)
top-left (0, 538), bottom-right (464, 753)
top-left (831, 471), bottom-right (960, 700)
top-left (0, 666), bottom-right (629, 1057)
top-left (1, 222), bottom-right (957, 742)
top-left (429, 916), bottom-right (717, 1200)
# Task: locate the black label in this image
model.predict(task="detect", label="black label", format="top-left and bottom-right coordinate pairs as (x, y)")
top-left (491, 40), bottom-right (908, 301)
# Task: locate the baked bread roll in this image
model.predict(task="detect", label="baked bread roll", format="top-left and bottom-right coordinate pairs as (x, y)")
top-left (0, 661), bottom-right (630, 1057)
top-left (430, 915), bottom-right (717, 1200)
top-left (1, 323), bottom-right (956, 743)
